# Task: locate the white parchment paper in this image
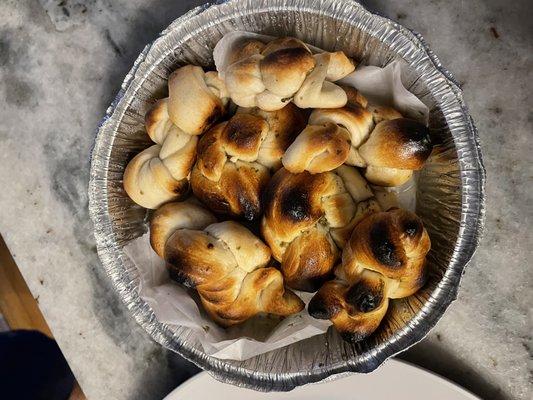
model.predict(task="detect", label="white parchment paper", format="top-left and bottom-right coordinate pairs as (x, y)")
top-left (123, 31), bottom-right (429, 361)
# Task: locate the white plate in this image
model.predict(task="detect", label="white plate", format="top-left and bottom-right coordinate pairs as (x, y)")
top-left (165, 359), bottom-right (479, 400)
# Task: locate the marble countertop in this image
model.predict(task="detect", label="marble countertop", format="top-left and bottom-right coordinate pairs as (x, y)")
top-left (0, 0), bottom-right (530, 399)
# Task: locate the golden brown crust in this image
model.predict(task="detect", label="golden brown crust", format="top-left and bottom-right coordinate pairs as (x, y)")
top-left (150, 200), bottom-right (217, 258)
top-left (191, 160), bottom-right (269, 221)
top-left (239, 103), bottom-right (306, 169)
top-left (192, 118), bottom-right (270, 220)
top-left (191, 107), bottom-right (304, 220)
top-left (123, 144), bottom-right (190, 209)
top-left (260, 47), bottom-right (315, 96)
top-left (261, 167), bottom-right (380, 291)
top-left (224, 37), bottom-right (354, 110)
top-left (308, 269), bottom-right (389, 343)
top-left (359, 118), bottom-right (432, 170)
top-left (151, 204), bottom-right (304, 327)
top-left (283, 86), bottom-right (373, 174)
top-left (309, 208), bottom-right (430, 342)
top-left (282, 227), bottom-right (338, 291)
top-left (227, 39), bottom-right (266, 65)
top-left (282, 96), bottom-right (431, 183)
top-left (329, 199), bottom-right (381, 248)
top-left (325, 51), bottom-right (356, 81)
top-left (165, 228), bottom-right (233, 287)
top-left (262, 169), bottom-right (328, 241)
top-left (309, 102), bottom-right (373, 147)
top-left (341, 85), bottom-right (368, 108)
top-left (282, 123), bottom-right (351, 174)
top-left (225, 55), bottom-right (265, 102)
top-left (194, 123), bottom-right (227, 181)
top-left (168, 65), bottom-right (229, 135)
top-left (221, 114), bottom-right (267, 160)
top-left (342, 209), bottom-right (430, 296)
top-left (199, 266), bottom-right (305, 326)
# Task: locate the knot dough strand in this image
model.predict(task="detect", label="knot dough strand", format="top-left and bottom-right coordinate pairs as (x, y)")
top-left (283, 86), bottom-right (433, 187)
top-left (224, 37), bottom-right (355, 111)
top-left (150, 201), bottom-right (304, 326)
top-left (308, 208), bottom-right (430, 342)
top-left (123, 131), bottom-right (197, 209)
top-left (124, 96), bottom-right (198, 209)
top-left (261, 166), bottom-right (381, 292)
top-left (359, 118), bottom-right (432, 186)
top-left (124, 65), bottom-right (230, 209)
top-left (168, 65), bottom-right (229, 135)
top-left (190, 104), bottom-right (305, 220)
top-left (283, 86), bottom-right (373, 173)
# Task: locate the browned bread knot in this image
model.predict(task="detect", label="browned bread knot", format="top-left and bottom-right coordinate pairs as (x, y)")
top-left (224, 37), bottom-right (355, 111)
top-left (150, 200), bottom-right (304, 327)
top-left (190, 104), bottom-right (305, 220)
top-left (123, 66), bottom-right (229, 209)
top-left (283, 86), bottom-right (432, 186)
top-left (168, 65), bottom-right (229, 135)
top-left (283, 86), bottom-right (373, 173)
top-left (123, 98), bottom-right (197, 209)
top-left (261, 167), bottom-right (381, 291)
top-left (359, 118), bottom-right (432, 186)
top-left (308, 208), bottom-right (430, 342)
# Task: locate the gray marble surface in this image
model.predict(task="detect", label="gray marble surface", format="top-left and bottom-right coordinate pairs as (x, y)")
top-left (0, 0), bottom-right (530, 399)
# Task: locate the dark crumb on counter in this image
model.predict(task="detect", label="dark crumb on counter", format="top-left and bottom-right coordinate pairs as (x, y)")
top-left (521, 340), bottom-right (531, 356)
top-left (396, 12), bottom-right (407, 20)
top-left (489, 106), bottom-right (502, 115)
top-left (490, 357), bottom-right (498, 367)
top-left (490, 27), bottom-right (500, 39)
top-left (39, 278), bottom-right (44, 285)
top-left (61, 7), bottom-right (70, 17)
top-left (104, 29), bottom-right (123, 56)
top-left (436, 333), bottom-right (442, 342)
top-left (202, 325), bottom-right (210, 333)
top-left (46, 228), bottom-right (53, 234)
top-left (58, 0), bottom-right (66, 6)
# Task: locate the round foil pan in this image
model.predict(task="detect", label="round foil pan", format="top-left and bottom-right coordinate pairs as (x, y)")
top-left (88, 0), bottom-right (485, 391)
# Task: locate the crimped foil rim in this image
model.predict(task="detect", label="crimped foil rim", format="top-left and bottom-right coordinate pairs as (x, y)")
top-left (88, 0), bottom-right (485, 391)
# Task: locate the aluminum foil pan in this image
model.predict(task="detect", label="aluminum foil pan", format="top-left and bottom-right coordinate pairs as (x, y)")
top-left (88, 0), bottom-right (485, 391)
